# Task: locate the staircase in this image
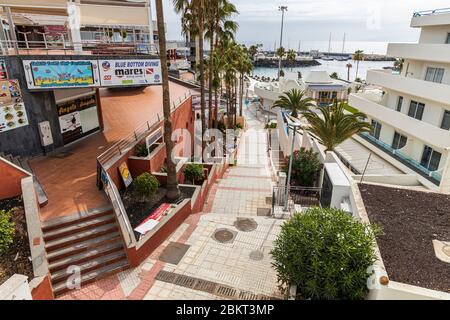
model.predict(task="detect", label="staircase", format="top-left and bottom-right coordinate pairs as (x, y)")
top-left (0, 152), bottom-right (48, 207)
top-left (42, 209), bottom-right (129, 297)
top-left (271, 150), bottom-right (285, 172)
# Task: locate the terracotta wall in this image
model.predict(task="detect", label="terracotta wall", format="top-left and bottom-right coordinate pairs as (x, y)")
top-left (31, 274), bottom-right (54, 300)
top-left (107, 97), bottom-right (194, 190)
top-left (127, 199), bottom-right (192, 266)
top-left (0, 160), bottom-right (29, 200)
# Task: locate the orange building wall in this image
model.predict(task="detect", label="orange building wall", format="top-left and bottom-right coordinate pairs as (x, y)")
top-left (0, 160), bottom-right (29, 200)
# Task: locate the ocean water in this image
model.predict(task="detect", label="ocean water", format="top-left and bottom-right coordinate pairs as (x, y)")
top-left (243, 41), bottom-right (390, 55)
top-left (253, 59), bottom-right (394, 81)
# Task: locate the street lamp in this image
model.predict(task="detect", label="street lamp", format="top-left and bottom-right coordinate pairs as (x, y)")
top-left (284, 121), bottom-right (302, 212)
top-left (278, 6), bottom-right (288, 78)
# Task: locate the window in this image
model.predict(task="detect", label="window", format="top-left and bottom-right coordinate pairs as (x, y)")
top-left (425, 67), bottom-right (444, 83)
top-left (408, 101), bottom-right (425, 120)
top-left (446, 33), bottom-right (450, 44)
top-left (420, 146), bottom-right (442, 172)
top-left (392, 132), bottom-right (407, 150)
top-left (371, 120), bottom-right (382, 140)
top-left (441, 110), bottom-right (450, 130)
top-left (396, 96), bottom-right (403, 112)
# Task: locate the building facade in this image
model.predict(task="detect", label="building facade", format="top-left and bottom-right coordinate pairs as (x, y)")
top-left (349, 9), bottom-right (450, 193)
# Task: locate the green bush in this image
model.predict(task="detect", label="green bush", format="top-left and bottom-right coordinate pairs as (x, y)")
top-left (284, 148), bottom-right (322, 187)
top-left (135, 143), bottom-right (149, 158)
top-left (184, 163), bottom-right (204, 185)
top-left (271, 207), bottom-right (381, 300)
top-left (0, 210), bottom-right (15, 253)
top-left (133, 173), bottom-right (159, 202)
top-left (235, 123), bottom-right (243, 130)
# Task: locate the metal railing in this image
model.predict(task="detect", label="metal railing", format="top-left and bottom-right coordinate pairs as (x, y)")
top-left (272, 186), bottom-right (322, 212)
top-left (1, 39), bottom-right (158, 56)
top-left (413, 8), bottom-right (450, 17)
top-left (359, 132), bottom-right (442, 184)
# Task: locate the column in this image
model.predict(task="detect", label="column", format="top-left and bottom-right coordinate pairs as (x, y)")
top-left (67, 2), bottom-right (82, 53)
top-left (146, 0), bottom-right (156, 53)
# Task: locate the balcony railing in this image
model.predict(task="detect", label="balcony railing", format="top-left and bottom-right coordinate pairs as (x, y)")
top-left (413, 8), bottom-right (450, 17)
top-left (360, 132), bottom-right (442, 185)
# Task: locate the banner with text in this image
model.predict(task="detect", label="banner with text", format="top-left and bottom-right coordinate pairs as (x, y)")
top-left (99, 59), bottom-right (162, 87)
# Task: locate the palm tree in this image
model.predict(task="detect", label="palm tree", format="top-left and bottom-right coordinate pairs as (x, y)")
top-left (174, 0), bottom-right (207, 147)
top-left (304, 102), bottom-right (372, 152)
top-left (205, 0), bottom-right (238, 128)
top-left (236, 46), bottom-right (253, 116)
top-left (155, 0), bottom-right (180, 200)
top-left (286, 49), bottom-right (296, 71)
top-left (272, 89), bottom-right (315, 118)
top-left (353, 50), bottom-right (364, 80)
top-left (346, 63), bottom-right (352, 81)
top-left (394, 58), bottom-right (404, 72)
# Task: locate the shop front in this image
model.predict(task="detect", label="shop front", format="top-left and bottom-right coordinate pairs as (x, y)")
top-left (54, 89), bottom-right (101, 145)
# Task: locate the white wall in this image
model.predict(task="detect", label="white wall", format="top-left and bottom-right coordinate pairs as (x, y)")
top-left (419, 25), bottom-right (450, 44)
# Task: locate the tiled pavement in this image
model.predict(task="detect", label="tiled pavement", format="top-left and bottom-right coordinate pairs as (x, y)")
top-left (59, 106), bottom-right (284, 300)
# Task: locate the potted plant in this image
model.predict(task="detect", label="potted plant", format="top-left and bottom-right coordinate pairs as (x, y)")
top-left (135, 143), bottom-right (149, 158)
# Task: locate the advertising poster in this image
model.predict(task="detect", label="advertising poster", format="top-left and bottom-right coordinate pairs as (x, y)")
top-left (57, 94), bottom-right (99, 144)
top-left (0, 60), bottom-right (8, 80)
top-left (119, 162), bottom-right (133, 188)
top-left (99, 59), bottom-right (162, 87)
top-left (23, 60), bottom-right (100, 89)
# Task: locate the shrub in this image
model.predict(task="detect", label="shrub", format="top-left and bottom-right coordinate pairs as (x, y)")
top-left (284, 148), bottom-right (322, 187)
top-left (0, 210), bottom-right (15, 253)
top-left (135, 143), bottom-right (149, 158)
top-left (133, 173), bottom-right (159, 202)
top-left (184, 163), bottom-right (204, 185)
top-left (235, 123), bottom-right (243, 130)
top-left (271, 207), bottom-right (381, 300)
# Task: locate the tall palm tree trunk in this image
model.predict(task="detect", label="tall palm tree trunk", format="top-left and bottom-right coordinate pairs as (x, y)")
top-left (208, 25), bottom-right (214, 128)
top-left (155, 0), bottom-right (180, 200)
top-left (198, 3), bottom-right (206, 153)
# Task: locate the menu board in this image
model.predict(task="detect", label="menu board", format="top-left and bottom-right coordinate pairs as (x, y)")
top-left (0, 79), bottom-right (29, 133)
top-left (23, 60), bottom-right (100, 89)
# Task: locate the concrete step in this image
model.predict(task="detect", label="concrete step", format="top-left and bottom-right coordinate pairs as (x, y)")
top-left (48, 241), bottom-right (124, 273)
top-left (42, 209), bottom-right (113, 233)
top-left (47, 232), bottom-right (122, 263)
top-left (45, 223), bottom-right (119, 253)
top-left (43, 214), bottom-right (116, 242)
top-left (51, 251), bottom-right (127, 285)
top-left (52, 259), bottom-right (129, 297)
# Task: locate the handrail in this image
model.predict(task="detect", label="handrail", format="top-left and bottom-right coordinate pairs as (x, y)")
top-left (97, 91), bottom-right (192, 169)
top-left (413, 8), bottom-right (450, 17)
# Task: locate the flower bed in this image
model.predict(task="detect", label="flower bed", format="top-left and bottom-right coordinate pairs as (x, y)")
top-left (0, 196), bottom-right (33, 285)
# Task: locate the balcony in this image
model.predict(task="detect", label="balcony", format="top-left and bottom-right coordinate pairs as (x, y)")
top-left (366, 69), bottom-right (450, 106)
top-left (359, 132), bottom-right (442, 185)
top-left (387, 43), bottom-right (450, 64)
top-left (411, 9), bottom-right (450, 27)
top-left (349, 93), bottom-right (450, 149)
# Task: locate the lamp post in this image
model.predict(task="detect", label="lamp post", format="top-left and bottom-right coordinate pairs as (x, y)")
top-left (284, 122), bottom-right (302, 212)
top-left (278, 6), bottom-right (288, 78)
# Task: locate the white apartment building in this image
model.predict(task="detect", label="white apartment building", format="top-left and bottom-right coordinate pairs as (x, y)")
top-left (349, 8), bottom-right (450, 193)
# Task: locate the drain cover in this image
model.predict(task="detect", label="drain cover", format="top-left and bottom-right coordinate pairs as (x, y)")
top-left (212, 228), bottom-right (236, 243)
top-left (234, 218), bottom-right (258, 232)
top-left (158, 242), bottom-right (190, 265)
top-left (257, 208), bottom-right (271, 216)
top-left (249, 250), bottom-right (264, 261)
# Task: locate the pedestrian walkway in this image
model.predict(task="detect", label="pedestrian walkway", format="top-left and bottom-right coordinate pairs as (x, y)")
top-left (59, 106), bottom-right (284, 300)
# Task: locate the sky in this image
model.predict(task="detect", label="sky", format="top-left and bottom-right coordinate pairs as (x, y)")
top-left (161, 0), bottom-right (450, 48)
